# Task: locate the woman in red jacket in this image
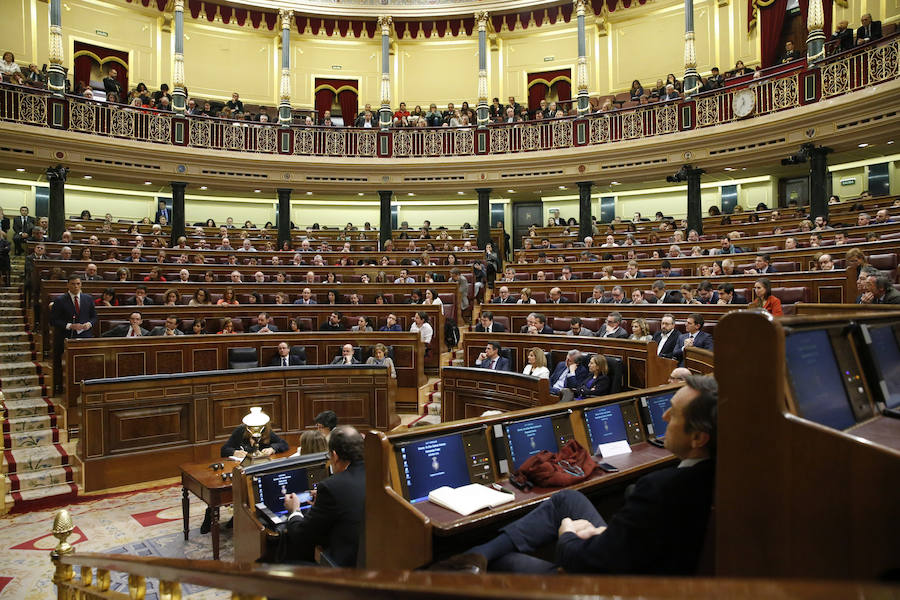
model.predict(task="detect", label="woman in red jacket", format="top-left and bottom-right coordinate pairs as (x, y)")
top-left (750, 277), bottom-right (783, 316)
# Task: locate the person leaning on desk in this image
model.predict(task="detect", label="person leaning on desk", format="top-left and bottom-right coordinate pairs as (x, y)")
top-left (199, 422), bottom-right (289, 534)
top-left (433, 375), bottom-right (718, 575)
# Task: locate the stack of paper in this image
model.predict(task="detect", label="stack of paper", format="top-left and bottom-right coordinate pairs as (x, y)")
top-left (428, 483), bottom-right (515, 516)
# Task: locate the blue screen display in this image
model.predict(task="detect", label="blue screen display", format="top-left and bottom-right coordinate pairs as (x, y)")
top-left (868, 325), bottom-right (900, 409)
top-left (399, 433), bottom-right (470, 503)
top-left (505, 416), bottom-right (559, 470)
top-left (645, 392), bottom-right (674, 439)
top-left (584, 404), bottom-right (628, 454)
top-left (785, 329), bottom-right (856, 430)
top-left (255, 467), bottom-right (312, 516)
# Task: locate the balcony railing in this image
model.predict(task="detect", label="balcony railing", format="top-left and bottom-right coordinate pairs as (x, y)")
top-left (1, 36), bottom-right (896, 159)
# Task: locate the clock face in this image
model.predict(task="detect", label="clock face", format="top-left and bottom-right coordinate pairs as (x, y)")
top-left (733, 90), bottom-right (755, 118)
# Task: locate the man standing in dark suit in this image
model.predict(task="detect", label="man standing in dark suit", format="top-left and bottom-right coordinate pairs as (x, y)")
top-left (651, 314), bottom-right (679, 359)
top-left (435, 375), bottom-right (717, 575)
top-left (673, 314), bottom-right (714, 365)
top-left (270, 342), bottom-right (304, 366)
top-left (284, 426), bottom-right (366, 567)
top-left (50, 275), bottom-right (98, 393)
top-left (102, 68), bottom-right (123, 101)
top-left (474, 311), bottom-right (505, 333)
top-left (831, 20), bottom-right (854, 52)
top-left (12, 206), bottom-right (35, 256)
top-left (154, 200), bottom-right (170, 225)
top-left (856, 13), bottom-right (882, 46)
top-left (596, 312), bottom-right (630, 339)
top-left (475, 341), bottom-right (510, 371)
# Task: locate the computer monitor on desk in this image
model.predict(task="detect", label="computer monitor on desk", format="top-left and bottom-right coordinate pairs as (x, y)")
top-left (858, 322), bottom-right (900, 415)
top-left (395, 428), bottom-right (493, 503)
top-left (784, 327), bottom-right (873, 430)
top-left (499, 412), bottom-right (574, 473)
top-left (250, 454), bottom-right (330, 528)
top-left (640, 391), bottom-right (676, 442)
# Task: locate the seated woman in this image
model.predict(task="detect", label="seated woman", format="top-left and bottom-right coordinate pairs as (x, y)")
top-left (630, 318), bottom-right (652, 341)
top-left (423, 288), bottom-right (443, 306)
top-left (163, 288), bottom-right (180, 306)
top-left (522, 347), bottom-right (550, 379)
top-left (189, 318), bottom-right (206, 335)
top-left (189, 288), bottom-right (211, 306)
top-left (351, 316), bottom-right (373, 332)
top-left (200, 417), bottom-right (289, 534)
top-left (95, 288), bottom-right (119, 307)
top-left (326, 289), bottom-right (339, 305)
top-left (410, 311), bottom-right (434, 345)
top-left (247, 291), bottom-right (263, 304)
top-left (750, 277), bottom-right (783, 316)
top-left (560, 354), bottom-right (611, 402)
top-left (630, 79), bottom-right (645, 100)
top-left (217, 317), bottom-right (237, 334)
top-left (366, 342), bottom-right (396, 378)
top-left (517, 287), bottom-right (537, 304)
top-left (217, 286), bottom-right (239, 305)
top-left (299, 429), bottom-right (328, 455)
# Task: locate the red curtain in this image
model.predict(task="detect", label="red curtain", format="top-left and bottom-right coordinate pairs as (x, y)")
top-left (555, 79), bottom-right (572, 103)
top-left (760, 0), bottom-right (789, 67)
top-left (73, 41), bottom-right (129, 96)
top-left (528, 84), bottom-right (547, 111)
top-left (315, 88), bottom-right (335, 120)
top-left (337, 89), bottom-right (358, 125)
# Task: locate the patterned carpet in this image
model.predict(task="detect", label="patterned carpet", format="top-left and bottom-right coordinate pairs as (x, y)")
top-left (0, 483), bottom-right (232, 600)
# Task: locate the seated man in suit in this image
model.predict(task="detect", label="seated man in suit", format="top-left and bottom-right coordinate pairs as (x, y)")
top-left (602, 286), bottom-right (630, 305)
top-left (474, 311), bottom-right (505, 333)
top-left (651, 314), bottom-right (679, 359)
top-left (315, 410), bottom-right (338, 440)
top-left (491, 286), bottom-right (516, 304)
top-left (856, 13), bottom-right (882, 46)
top-left (249, 311), bottom-right (278, 333)
top-left (596, 312), bottom-right (630, 339)
top-left (269, 341), bottom-right (304, 366)
top-left (558, 266), bottom-right (577, 281)
top-left (320, 312), bottom-right (345, 331)
top-left (520, 312), bottom-right (554, 335)
top-left (294, 288), bottom-right (317, 305)
top-left (101, 312), bottom-right (149, 337)
top-left (284, 426), bottom-right (366, 567)
top-left (585, 285), bottom-right (606, 304)
top-left (566, 317), bottom-right (594, 337)
top-left (434, 375), bottom-right (717, 575)
top-left (127, 285), bottom-right (154, 306)
top-left (716, 283), bottom-right (746, 305)
top-left (330, 343), bottom-right (360, 365)
top-left (548, 349), bottom-right (590, 395)
top-left (150, 315), bottom-right (184, 336)
top-left (673, 313), bottom-right (714, 365)
top-left (831, 20), bottom-right (854, 52)
top-left (475, 341), bottom-right (511, 371)
top-left (548, 287), bottom-right (569, 304)
top-left (780, 40), bottom-right (802, 63)
top-left (744, 254), bottom-right (775, 275)
top-left (695, 280), bottom-right (719, 305)
top-left (379, 313), bottom-right (403, 332)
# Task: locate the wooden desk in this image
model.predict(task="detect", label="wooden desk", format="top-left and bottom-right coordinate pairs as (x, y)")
top-left (78, 365), bottom-right (391, 491)
top-left (440, 367), bottom-right (552, 422)
top-left (364, 385), bottom-right (682, 569)
top-left (180, 458), bottom-right (238, 560)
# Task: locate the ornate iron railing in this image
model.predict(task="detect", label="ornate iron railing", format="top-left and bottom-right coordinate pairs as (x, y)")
top-left (1, 36), bottom-right (896, 159)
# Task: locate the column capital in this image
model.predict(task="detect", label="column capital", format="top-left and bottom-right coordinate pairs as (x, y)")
top-left (172, 0), bottom-right (184, 11)
top-left (46, 165), bottom-right (69, 183)
top-left (474, 11), bottom-right (489, 30)
top-left (378, 15), bottom-right (393, 35)
top-left (574, 0), bottom-right (587, 17)
top-left (279, 9), bottom-right (292, 31)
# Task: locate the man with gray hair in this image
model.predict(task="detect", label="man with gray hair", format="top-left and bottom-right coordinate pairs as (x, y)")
top-left (548, 350), bottom-right (589, 395)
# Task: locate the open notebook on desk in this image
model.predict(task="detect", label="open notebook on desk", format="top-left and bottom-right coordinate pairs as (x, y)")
top-left (428, 483), bottom-right (515, 516)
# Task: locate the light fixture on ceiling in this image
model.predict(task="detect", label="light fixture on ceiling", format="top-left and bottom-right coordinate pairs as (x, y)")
top-left (723, 167), bottom-right (736, 172)
top-left (357, 192), bottom-right (364, 196)
top-left (407, 192), bottom-right (415, 196)
top-left (610, 181), bottom-right (621, 185)
top-left (558, 185), bottom-right (567, 190)
top-left (254, 189), bottom-right (261, 193)
top-left (200, 186), bottom-right (208, 190)
top-left (507, 189), bottom-right (515, 193)
top-left (306, 191), bottom-right (313, 195)
top-left (888, 140), bottom-right (895, 145)
top-left (15, 168), bottom-right (24, 172)
top-left (83, 175), bottom-right (92, 179)
top-left (858, 143), bottom-right (869, 148)
top-left (144, 181), bottom-right (152, 185)
top-left (457, 191), bottom-right (465, 195)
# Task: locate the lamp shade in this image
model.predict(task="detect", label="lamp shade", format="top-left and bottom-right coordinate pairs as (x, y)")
top-left (242, 406), bottom-right (270, 428)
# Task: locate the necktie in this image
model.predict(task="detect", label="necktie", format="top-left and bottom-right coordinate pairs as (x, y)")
top-left (490, 359), bottom-right (497, 369)
top-left (282, 357), bottom-right (288, 367)
top-left (73, 294), bottom-right (79, 314)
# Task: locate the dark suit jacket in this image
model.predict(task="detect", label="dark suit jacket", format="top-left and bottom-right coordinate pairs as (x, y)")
top-left (149, 326), bottom-right (184, 336)
top-left (103, 76), bottom-right (122, 96)
top-left (50, 292), bottom-right (98, 339)
top-left (154, 207), bottom-right (170, 224)
top-left (549, 362), bottom-right (590, 392)
top-left (549, 297), bottom-right (570, 304)
top-left (286, 461), bottom-right (365, 567)
top-left (556, 460), bottom-right (715, 574)
top-left (596, 325), bottom-right (629, 339)
top-left (491, 295), bottom-right (516, 304)
top-left (673, 331), bottom-right (714, 363)
top-left (856, 21), bottom-right (882, 42)
top-left (723, 293), bottom-right (747, 304)
top-left (330, 356), bottom-right (360, 365)
top-left (478, 356), bottom-right (511, 371)
top-left (780, 50), bottom-right (802, 63)
top-left (220, 426), bottom-right (288, 457)
top-left (652, 330), bottom-right (679, 359)
top-left (474, 322), bottom-right (506, 333)
top-left (521, 325), bottom-right (554, 334)
top-left (293, 298), bottom-right (317, 305)
top-left (249, 323), bottom-right (279, 333)
top-left (832, 28), bottom-right (853, 51)
top-left (101, 324), bottom-right (149, 337)
top-left (13, 215), bottom-right (34, 237)
top-left (269, 354), bottom-right (304, 366)
top-left (126, 296), bottom-right (154, 306)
